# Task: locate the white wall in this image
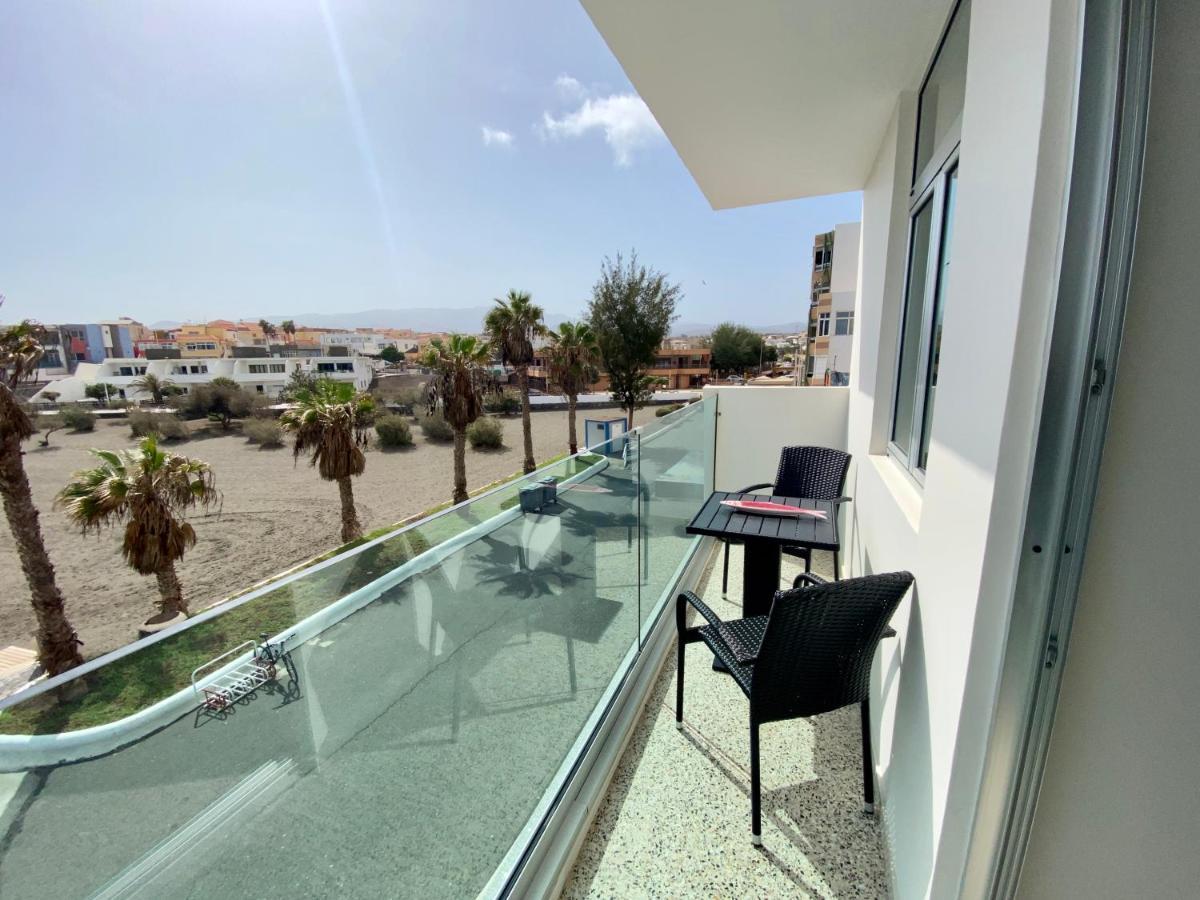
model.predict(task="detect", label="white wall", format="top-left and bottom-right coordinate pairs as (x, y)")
top-left (705, 386), bottom-right (849, 492)
top-left (1017, 3), bottom-right (1200, 895)
top-left (841, 0), bottom-right (1083, 896)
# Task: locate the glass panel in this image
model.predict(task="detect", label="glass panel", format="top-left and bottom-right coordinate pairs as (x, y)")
top-left (892, 199), bottom-right (935, 455)
top-left (914, 0), bottom-right (971, 186)
top-left (637, 402), bottom-right (710, 637)
top-left (0, 405), bottom-right (717, 899)
top-left (918, 167), bottom-right (958, 470)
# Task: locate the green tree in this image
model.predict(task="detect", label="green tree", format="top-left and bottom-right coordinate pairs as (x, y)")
top-left (130, 372), bottom-right (176, 406)
top-left (709, 322), bottom-right (771, 375)
top-left (0, 319), bottom-right (83, 674)
top-left (423, 335), bottom-right (494, 504)
top-left (280, 380), bottom-right (375, 542)
top-left (587, 252), bottom-right (680, 427)
top-left (58, 436), bottom-right (219, 623)
top-left (546, 321), bottom-right (601, 454)
top-left (84, 382), bottom-right (119, 404)
top-left (484, 290), bottom-right (546, 474)
top-left (281, 320), bottom-right (296, 343)
top-left (379, 345), bottom-right (403, 365)
top-left (258, 319), bottom-right (277, 343)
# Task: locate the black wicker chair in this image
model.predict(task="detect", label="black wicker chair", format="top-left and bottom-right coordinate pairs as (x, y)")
top-left (675, 570), bottom-right (913, 845)
top-left (721, 445), bottom-right (852, 593)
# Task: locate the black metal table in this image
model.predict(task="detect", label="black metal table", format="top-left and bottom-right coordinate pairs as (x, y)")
top-left (686, 491), bottom-right (840, 619)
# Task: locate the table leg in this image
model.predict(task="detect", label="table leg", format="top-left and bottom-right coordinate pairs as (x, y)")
top-left (713, 540), bottom-right (781, 672)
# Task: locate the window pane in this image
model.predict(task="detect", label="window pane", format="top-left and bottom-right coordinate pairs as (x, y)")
top-left (892, 199), bottom-right (935, 454)
top-left (918, 167), bottom-right (958, 469)
top-left (914, 0), bottom-right (970, 185)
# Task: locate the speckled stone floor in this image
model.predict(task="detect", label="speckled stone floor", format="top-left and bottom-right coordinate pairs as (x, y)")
top-left (561, 547), bottom-right (891, 900)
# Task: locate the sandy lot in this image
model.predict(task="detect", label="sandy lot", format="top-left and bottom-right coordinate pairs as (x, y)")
top-left (1, 408), bottom-right (655, 659)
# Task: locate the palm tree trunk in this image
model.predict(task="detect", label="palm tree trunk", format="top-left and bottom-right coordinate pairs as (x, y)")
top-left (567, 395), bottom-right (578, 455)
top-left (0, 431), bottom-right (84, 675)
top-left (154, 562), bottom-right (188, 617)
top-left (625, 405), bottom-right (635, 430)
top-left (452, 429), bottom-right (468, 504)
top-left (337, 475), bottom-right (363, 543)
top-left (518, 366), bottom-right (534, 474)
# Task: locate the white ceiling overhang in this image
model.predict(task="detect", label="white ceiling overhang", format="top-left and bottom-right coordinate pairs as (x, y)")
top-left (581, 0), bottom-right (953, 209)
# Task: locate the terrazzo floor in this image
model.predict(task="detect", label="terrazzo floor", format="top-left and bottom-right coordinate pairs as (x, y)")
top-left (561, 547), bottom-right (892, 900)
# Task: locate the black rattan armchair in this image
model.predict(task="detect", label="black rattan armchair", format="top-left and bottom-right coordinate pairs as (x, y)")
top-left (676, 570), bottom-right (913, 845)
top-left (721, 445), bottom-right (852, 592)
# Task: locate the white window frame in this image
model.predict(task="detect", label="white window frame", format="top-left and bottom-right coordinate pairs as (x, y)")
top-left (834, 311), bottom-right (854, 336)
top-left (887, 0), bottom-right (968, 483)
top-left (817, 312), bottom-right (831, 337)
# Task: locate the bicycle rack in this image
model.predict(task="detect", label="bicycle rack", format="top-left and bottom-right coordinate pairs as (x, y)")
top-left (191, 639), bottom-right (282, 714)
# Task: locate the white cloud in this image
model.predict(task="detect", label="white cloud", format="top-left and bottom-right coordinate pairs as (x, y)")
top-left (481, 126), bottom-right (515, 148)
top-left (554, 74), bottom-right (585, 100)
top-left (539, 93), bottom-right (664, 167)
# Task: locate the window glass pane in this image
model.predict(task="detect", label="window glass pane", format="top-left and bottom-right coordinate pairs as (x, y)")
top-left (918, 167), bottom-right (958, 469)
top-left (892, 199), bottom-right (935, 454)
top-left (914, 0), bottom-right (970, 186)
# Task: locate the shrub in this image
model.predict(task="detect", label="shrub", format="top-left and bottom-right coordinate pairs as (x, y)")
top-left (484, 391), bottom-right (521, 416)
top-left (655, 403), bottom-right (683, 418)
top-left (129, 410), bottom-right (187, 440)
top-left (420, 414), bottom-right (454, 443)
top-left (59, 406), bottom-right (95, 432)
top-left (174, 382), bottom-right (252, 428)
top-left (243, 417), bottom-right (285, 447)
top-left (375, 414), bottom-right (414, 449)
top-left (466, 415), bottom-right (504, 449)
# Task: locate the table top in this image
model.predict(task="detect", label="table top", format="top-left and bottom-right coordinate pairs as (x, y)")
top-left (686, 491), bottom-right (840, 551)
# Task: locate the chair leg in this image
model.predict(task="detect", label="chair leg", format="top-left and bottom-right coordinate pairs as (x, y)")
top-left (675, 638), bottom-right (685, 729)
top-left (804, 550), bottom-right (812, 574)
top-left (750, 717), bottom-right (762, 845)
top-left (833, 550), bottom-right (841, 581)
top-left (722, 541), bottom-right (730, 596)
top-left (861, 699), bottom-right (875, 814)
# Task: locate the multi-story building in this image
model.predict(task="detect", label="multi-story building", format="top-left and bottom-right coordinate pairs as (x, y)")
top-left (527, 344), bottom-right (711, 392)
top-left (805, 222), bottom-right (860, 385)
top-left (319, 331), bottom-right (404, 355)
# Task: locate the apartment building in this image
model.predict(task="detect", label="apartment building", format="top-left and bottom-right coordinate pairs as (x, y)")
top-left (31, 353), bottom-right (373, 403)
top-left (805, 222), bottom-right (860, 385)
top-left (527, 344), bottom-right (712, 392)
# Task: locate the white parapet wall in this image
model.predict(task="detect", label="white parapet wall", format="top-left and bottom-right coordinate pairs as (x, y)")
top-left (704, 385), bottom-right (850, 491)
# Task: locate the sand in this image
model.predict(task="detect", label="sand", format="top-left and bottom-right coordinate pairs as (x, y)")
top-left (0, 408), bottom-right (656, 660)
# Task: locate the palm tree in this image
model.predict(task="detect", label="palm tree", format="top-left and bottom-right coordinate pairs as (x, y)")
top-left (58, 436), bottom-right (219, 623)
top-left (281, 320), bottom-right (296, 343)
top-left (130, 372), bottom-right (175, 406)
top-left (423, 334), bottom-right (493, 504)
top-left (280, 380), bottom-right (374, 542)
top-left (0, 320), bottom-right (84, 674)
top-left (258, 319), bottom-right (277, 344)
top-left (484, 290), bottom-right (546, 474)
top-left (546, 321), bottom-right (601, 454)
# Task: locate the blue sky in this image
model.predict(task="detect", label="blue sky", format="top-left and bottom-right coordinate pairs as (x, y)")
top-left (0, 0), bottom-right (860, 328)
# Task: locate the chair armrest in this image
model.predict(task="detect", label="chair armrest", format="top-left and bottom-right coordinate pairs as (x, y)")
top-left (832, 495), bottom-right (853, 504)
top-left (677, 590), bottom-right (723, 630)
top-left (735, 482), bottom-right (774, 494)
top-left (792, 572), bottom-right (828, 589)
top-left (883, 625), bottom-right (897, 639)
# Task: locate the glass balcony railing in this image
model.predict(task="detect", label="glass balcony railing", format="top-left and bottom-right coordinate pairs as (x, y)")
top-left (0, 399), bottom-right (713, 900)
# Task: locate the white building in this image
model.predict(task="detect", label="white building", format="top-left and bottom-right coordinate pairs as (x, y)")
top-left (584, 0), bottom-right (1199, 897)
top-left (31, 354), bottom-right (373, 403)
top-left (319, 331), bottom-right (400, 355)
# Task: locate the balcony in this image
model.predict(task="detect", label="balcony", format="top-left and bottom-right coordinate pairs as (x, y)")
top-left (0, 389), bottom-right (867, 898)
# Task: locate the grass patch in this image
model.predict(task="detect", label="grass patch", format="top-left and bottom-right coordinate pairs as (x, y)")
top-left (0, 451), bottom-right (603, 735)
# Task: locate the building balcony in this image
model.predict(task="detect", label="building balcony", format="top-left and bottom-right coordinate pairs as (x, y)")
top-left (0, 388), bottom-right (874, 898)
